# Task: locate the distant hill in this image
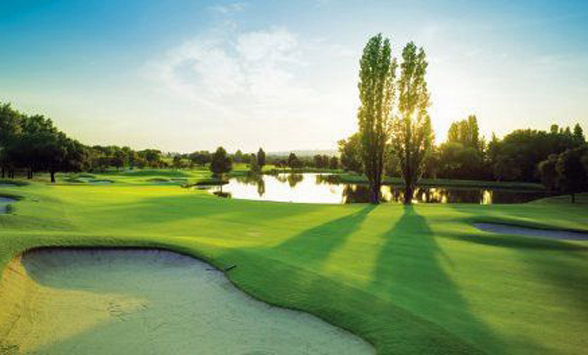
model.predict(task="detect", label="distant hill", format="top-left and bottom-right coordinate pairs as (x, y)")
top-left (268, 149), bottom-right (338, 157)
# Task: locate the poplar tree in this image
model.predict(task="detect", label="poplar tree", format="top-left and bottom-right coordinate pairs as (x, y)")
top-left (390, 42), bottom-right (434, 204)
top-left (357, 34), bottom-right (396, 204)
top-left (257, 148), bottom-right (266, 170)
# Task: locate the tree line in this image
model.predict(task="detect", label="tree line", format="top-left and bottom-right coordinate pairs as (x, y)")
top-left (339, 116), bottom-right (586, 182)
top-left (339, 33), bottom-right (587, 204)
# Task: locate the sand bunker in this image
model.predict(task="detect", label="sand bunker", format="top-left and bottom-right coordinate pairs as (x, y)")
top-left (0, 248), bottom-right (374, 354)
top-left (474, 223), bottom-right (588, 240)
top-left (0, 197), bottom-right (15, 214)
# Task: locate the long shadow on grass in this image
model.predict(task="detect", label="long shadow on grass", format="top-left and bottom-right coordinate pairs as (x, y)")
top-left (103, 194), bottom-right (328, 229)
top-left (369, 205), bottom-right (502, 354)
top-left (271, 204), bottom-right (376, 267)
top-left (446, 203), bottom-right (588, 351)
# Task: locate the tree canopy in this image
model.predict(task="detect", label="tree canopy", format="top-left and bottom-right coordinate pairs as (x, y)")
top-left (390, 41), bottom-right (433, 204)
top-left (357, 34), bottom-right (396, 204)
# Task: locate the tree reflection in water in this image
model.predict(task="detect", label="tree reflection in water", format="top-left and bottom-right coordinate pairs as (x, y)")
top-left (210, 173), bottom-right (547, 204)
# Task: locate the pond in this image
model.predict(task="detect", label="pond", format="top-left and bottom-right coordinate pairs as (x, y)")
top-left (208, 173), bottom-right (548, 204)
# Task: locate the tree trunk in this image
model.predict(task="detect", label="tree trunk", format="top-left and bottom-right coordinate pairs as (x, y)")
top-left (1, 167), bottom-right (4, 178)
top-left (370, 181), bottom-right (380, 204)
top-left (571, 193), bottom-right (575, 204)
top-left (50, 171), bottom-right (56, 183)
top-left (404, 184), bottom-right (414, 205)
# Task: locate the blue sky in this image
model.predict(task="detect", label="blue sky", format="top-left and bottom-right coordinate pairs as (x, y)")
top-left (1, 0), bottom-right (587, 152)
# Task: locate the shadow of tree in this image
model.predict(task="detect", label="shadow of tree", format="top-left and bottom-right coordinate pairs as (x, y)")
top-left (271, 204), bottom-right (376, 267)
top-left (368, 205), bottom-right (503, 353)
top-left (445, 204), bottom-right (588, 350)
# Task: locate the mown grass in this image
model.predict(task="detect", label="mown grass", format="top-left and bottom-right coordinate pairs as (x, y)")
top-left (0, 170), bottom-right (586, 354)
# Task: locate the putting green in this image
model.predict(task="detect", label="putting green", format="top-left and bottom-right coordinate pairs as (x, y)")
top-left (0, 248), bottom-right (373, 354)
top-left (0, 174), bottom-right (587, 354)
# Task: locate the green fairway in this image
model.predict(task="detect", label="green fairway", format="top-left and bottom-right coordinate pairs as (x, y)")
top-left (1, 172), bottom-right (587, 354)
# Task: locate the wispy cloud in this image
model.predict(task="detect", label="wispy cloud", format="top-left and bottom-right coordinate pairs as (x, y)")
top-left (208, 2), bottom-right (247, 15)
top-left (139, 5), bottom-right (360, 150)
top-left (145, 25), bottom-right (325, 120)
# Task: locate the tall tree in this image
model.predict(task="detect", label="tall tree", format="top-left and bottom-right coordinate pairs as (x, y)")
top-left (338, 133), bottom-right (362, 173)
top-left (556, 147), bottom-right (588, 203)
top-left (234, 149), bottom-right (244, 163)
top-left (172, 155), bottom-right (183, 170)
top-left (0, 104), bottom-right (24, 178)
top-left (210, 147), bottom-right (232, 180)
top-left (447, 115), bottom-right (481, 149)
top-left (357, 34), bottom-right (396, 204)
top-left (249, 153), bottom-right (260, 173)
top-left (257, 148), bottom-right (266, 171)
top-left (188, 151), bottom-right (211, 167)
top-left (112, 148), bottom-right (128, 171)
top-left (287, 152), bottom-right (301, 170)
top-left (329, 156), bottom-right (339, 170)
top-left (538, 154), bottom-right (558, 192)
top-left (582, 153), bottom-right (588, 180)
top-left (573, 123), bottom-right (585, 144)
top-left (390, 42), bottom-right (433, 204)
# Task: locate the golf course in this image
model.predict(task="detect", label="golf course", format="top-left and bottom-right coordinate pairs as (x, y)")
top-left (2, 1), bottom-right (588, 353)
top-left (1, 171), bottom-right (587, 354)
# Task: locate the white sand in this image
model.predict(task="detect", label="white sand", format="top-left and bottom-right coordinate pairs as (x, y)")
top-left (474, 223), bottom-right (588, 240)
top-left (0, 248), bottom-right (374, 354)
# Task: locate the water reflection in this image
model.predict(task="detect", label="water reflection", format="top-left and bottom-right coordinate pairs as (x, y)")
top-left (209, 173), bottom-right (547, 204)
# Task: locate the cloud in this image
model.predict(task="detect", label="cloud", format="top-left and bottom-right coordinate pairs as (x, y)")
top-left (208, 2), bottom-right (246, 15)
top-left (141, 18), bottom-right (359, 151)
top-left (145, 27), bottom-right (319, 118)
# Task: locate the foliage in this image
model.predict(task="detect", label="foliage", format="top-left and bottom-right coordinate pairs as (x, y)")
top-left (287, 153), bottom-right (302, 169)
top-left (233, 149), bottom-right (244, 163)
top-left (357, 34), bottom-right (396, 204)
top-left (538, 154), bottom-right (558, 191)
top-left (555, 146), bottom-right (588, 203)
top-left (338, 133), bottom-right (362, 173)
top-left (491, 126), bottom-right (584, 182)
top-left (0, 104), bottom-right (91, 182)
top-left (248, 153), bottom-right (261, 174)
top-left (189, 151), bottom-right (212, 167)
top-left (312, 154), bottom-right (333, 169)
top-left (390, 42), bottom-right (433, 204)
top-left (447, 115), bottom-right (481, 149)
top-left (209, 147), bottom-right (232, 178)
top-left (257, 148), bottom-right (266, 170)
top-left (329, 156), bottom-right (339, 170)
